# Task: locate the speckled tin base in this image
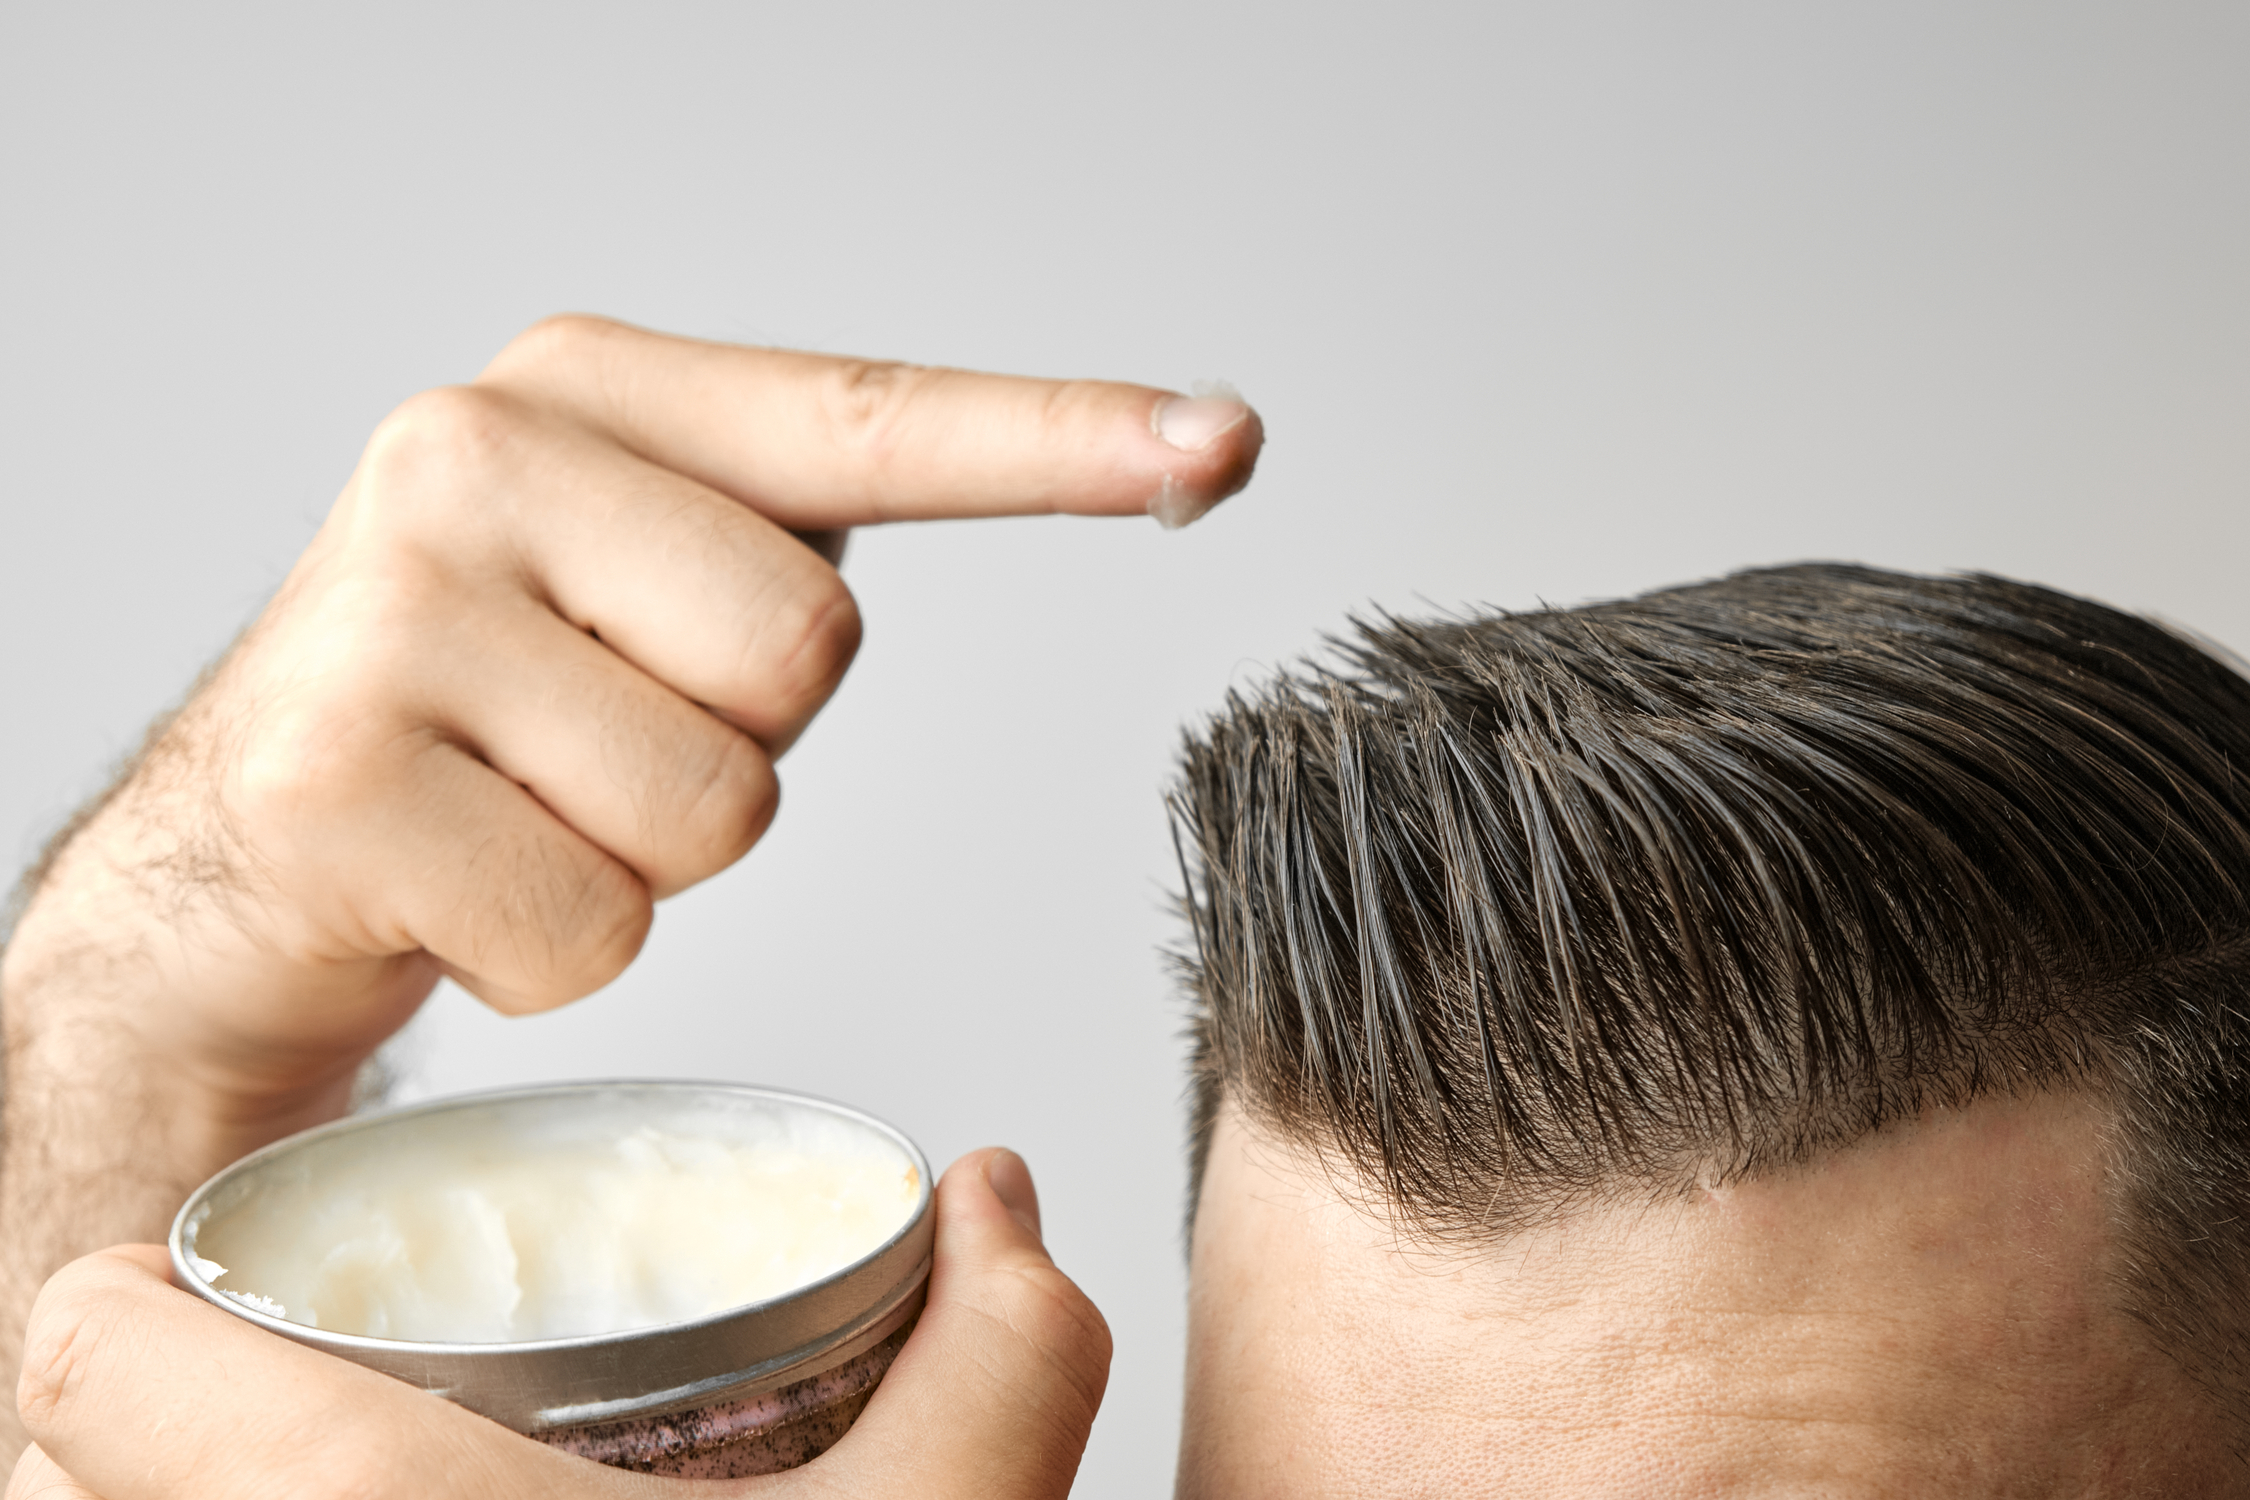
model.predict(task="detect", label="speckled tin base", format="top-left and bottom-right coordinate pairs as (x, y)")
top-left (536, 1318), bottom-right (914, 1477)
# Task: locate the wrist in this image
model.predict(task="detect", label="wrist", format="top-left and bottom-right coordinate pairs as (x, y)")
top-left (4, 940), bottom-right (360, 1191)
top-left (4, 873), bottom-right (372, 1187)
top-left (7, 786), bottom-right (430, 1142)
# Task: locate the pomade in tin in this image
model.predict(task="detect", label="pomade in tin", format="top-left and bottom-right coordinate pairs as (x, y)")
top-left (171, 1081), bottom-right (933, 1477)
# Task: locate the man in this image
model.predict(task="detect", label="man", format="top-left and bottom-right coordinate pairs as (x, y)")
top-left (1168, 572), bottom-right (2248, 1494)
top-left (3, 321), bottom-right (2244, 1496)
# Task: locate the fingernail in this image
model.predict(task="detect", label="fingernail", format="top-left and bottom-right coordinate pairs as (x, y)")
top-left (1154, 394), bottom-right (1251, 454)
top-left (987, 1148), bottom-right (1043, 1241)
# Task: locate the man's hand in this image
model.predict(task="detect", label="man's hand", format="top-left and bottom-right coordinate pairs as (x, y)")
top-left (8, 1149), bottom-right (1113, 1498)
top-left (0, 315), bottom-right (1260, 1460)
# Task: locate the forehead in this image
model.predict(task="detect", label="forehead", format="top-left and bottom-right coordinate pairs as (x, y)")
top-left (1173, 1099), bottom-right (2202, 1498)
top-left (1176, 1110), bottom-right (1654, 1496)
top-left (1175, 1126), bottom-right (1421, 1482)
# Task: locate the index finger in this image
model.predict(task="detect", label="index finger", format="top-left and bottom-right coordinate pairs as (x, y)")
top-left (476, 316), bottom-right (1264, 531)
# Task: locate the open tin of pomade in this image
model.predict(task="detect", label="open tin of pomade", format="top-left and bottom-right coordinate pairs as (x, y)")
top-left (169, 1080), bottom-right (933, 1478)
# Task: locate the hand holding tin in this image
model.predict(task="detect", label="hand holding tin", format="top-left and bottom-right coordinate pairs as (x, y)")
top-left (12, 1148), bottom-right (1111, 1498)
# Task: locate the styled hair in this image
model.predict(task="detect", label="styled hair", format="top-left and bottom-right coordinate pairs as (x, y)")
top-left (1171, 564), bottom-right (2250, 1404)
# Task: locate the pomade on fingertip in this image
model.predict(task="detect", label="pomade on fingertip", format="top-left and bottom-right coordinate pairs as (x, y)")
top-left (1149, 476), bottom-right (1218, 531)
top-left (1149, 392), bottom-right (1256, 529)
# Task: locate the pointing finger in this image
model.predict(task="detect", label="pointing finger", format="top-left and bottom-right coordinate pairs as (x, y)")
top-left (477, 316), bottom-right (1264, 532)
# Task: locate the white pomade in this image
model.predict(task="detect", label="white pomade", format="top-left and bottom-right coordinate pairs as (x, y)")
top-left (190, 1117), bottom-right (920, 1343)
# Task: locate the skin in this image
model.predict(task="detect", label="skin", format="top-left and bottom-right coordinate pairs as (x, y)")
top-left (1178, 1095), bottom-right (2245, 1499)
top-left (0, 314), bottom-right (1262, 1492)
top-left (15, 314), bottom-right (2234, 1498)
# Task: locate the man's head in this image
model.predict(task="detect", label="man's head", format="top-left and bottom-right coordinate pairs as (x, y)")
top-left (1168, 565), bottom-right (2250, 1496)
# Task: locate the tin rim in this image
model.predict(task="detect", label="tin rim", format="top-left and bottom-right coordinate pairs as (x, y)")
top-left (168, 1078), bottom-right (935, 1431)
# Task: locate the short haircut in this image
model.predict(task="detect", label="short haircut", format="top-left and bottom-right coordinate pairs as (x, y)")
top-left (1171, 564), bottom-right (2250, 1408)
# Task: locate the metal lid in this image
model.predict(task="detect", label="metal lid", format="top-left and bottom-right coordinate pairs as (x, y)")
top-left (169, 1080), bottom-right (934, 1434)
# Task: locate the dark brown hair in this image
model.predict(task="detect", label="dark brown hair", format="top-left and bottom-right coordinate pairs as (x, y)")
top-left (1171, 564), bottom-right (2250, 1405)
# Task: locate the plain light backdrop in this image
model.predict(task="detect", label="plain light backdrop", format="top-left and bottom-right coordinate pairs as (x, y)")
top-left (3, 4), bottom-right (2245, 1493)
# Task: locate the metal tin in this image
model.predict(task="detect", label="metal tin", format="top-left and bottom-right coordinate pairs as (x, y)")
top-left (170, 1080), bottom-right (933, 1477)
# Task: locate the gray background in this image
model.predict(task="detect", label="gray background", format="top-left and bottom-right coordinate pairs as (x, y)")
top-left (2, 3), bottom-right (2244, 1493)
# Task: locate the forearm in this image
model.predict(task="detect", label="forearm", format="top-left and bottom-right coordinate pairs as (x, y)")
top-left (0, 828), bottom-right (364, 1462)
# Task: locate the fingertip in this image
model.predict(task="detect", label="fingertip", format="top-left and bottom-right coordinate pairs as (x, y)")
top-left (34, 1246), bottom-right (170, 1310)
top-left (937, 1148), bottom-right (1048, 1257)
top-left (104, 1244), bottom-right (174, 1282)
top-left (985, 1148), bottom-right (1042, 1241)
top-left (1211, 403), bottom-right (1265, 497)
top-left (1147, 395), bottom-right (1265, 529)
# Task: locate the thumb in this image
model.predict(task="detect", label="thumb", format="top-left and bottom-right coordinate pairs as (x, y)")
top-left (785, 1148), bottom-right (1112, 1500)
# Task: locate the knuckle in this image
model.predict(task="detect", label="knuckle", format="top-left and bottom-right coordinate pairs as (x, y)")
top-left (356, 385), bottom-right (525, 515)
top-left (488, 312), bottom-right (625, 381)
top-left (817, 359), bottom-right (940, 473)
top-left (676, 733), bottom-right (780, 873)
top-left (998, 1264), bottom-right (1114, 1413)
top-left (567, 882), bottom-right (654, 998)
top-left (16, 1268), bottom-right (122, 1434)
top-left (480, 314), bottom-right (645, 423)
top-left (305, 548), bottom-right (462, 683)
top-left (455, 839), bottom-right (652, 1013)
top-left (1023, 1265), bottom-right (1114, 1357)
top-left (756, 572), bottom-right (864, 713)
top-left (227, 698), bottom-right (349, 830)
top-left (225, 674), bottom-right (425, 842)
top-left (523, 855), bottom-right (652, 1003)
